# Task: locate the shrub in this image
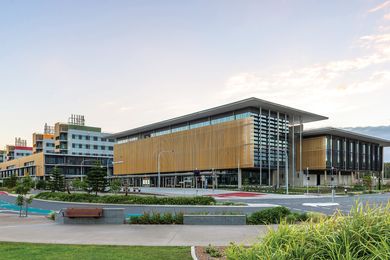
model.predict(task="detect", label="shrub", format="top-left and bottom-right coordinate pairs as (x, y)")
top-left (306, 211), bottom-right (327, 223)
top-left (226, 202), bottom-right (390, 260)
top-left (247, 207), bottom-right (291, 225)
top-left (162, 212), bottom-right (173, 224)
top-left (139, 212), bottom-right (151, 224)
top-left (150, 212), bottom-right (161, 224)
top-left (174, 212), bottom-right (184, 224)
top-left (36, 180), bottom-right (47, 190)
top-left (47, 212), bottom-right (56, 221)
top-left (129, 212), bottom-right (183, 225)
top-left (34, 192), bottom-right (216, 205)
top-left (205, 244), bottom-right (222, 258)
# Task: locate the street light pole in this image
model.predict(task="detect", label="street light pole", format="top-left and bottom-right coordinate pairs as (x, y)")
top-left (306, 167), bottom-right (309, 195)
top-left (331, 166), bottom-right (335, 202)
top-left (157, 150), bottom-right (174, 190)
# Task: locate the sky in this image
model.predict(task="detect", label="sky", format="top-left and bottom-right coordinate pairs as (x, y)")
top-left (0, 0), bottom-right (389, 160)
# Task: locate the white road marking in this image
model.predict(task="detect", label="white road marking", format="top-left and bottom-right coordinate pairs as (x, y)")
top-left (302, 203), bottom-right (340, 207)
top-left (247, 204), bottom-right (279, 207)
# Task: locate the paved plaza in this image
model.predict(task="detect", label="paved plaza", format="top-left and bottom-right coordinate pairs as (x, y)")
top-left (0, 214), bottom-right (271, 246)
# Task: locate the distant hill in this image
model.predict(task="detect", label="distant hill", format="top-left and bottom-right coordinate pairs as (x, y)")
top-left (344, 126), bottom-right (390, 162)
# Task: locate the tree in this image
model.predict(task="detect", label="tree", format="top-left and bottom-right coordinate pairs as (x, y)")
top-left (49, 167), bottom-right (65, 192)
top-left (15, 176), bottom-right (34, 196)
top-left (25, 196), bottom-right (33, 217)
top-left (72, 179), bottom-right (88, 191)
top-left (110, 179), bottom-right (121, 194)
top-left (15, 176), bottom-right (34, 217)
top-left (5, 174), bottom-right (18, 189)
top-left (86, 162), bottom-right (107, 195)
top-left (16, 195), bottom-right (24, 217)
top-left (363, 175), bottom-right (373, 192)
top-left (36, 179), bottom-right (47, 190)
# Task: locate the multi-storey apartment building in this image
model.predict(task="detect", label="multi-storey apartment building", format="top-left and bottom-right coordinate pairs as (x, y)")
top-left (0, 115), bottom-right (114, 180)
top-left (111, 97), bottom-right (328, 188)
top-left (54, 115), bottom-right (115, 157)
top-left (5, 138), bottom-right (33, 161)
top-left (299, 127), bottom-right (390, 186)
top-left (0, 150), bottom-right (6, 163)
top-left (32, 124), bottom-right (55, 154)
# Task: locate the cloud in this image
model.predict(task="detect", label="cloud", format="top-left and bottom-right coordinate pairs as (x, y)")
top-left (223, 32), bottom-right (390, 101)
top-left (384, 13), bottom-right (390, 20)
top-left (368, 1), bottom-right (390, 13)
top-left (119, 106), bottom-right (133, 111)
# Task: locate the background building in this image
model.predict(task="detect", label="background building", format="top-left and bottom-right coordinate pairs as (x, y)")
top-left (0, 150), bottom-right (5, 163)
top-left (111, 97), bottom-right (327, 188)
top-left (0, 115), bottom-right (114, 180)
top-left (54, 115), bottom-right (115, 157)
top-left (32, 124), bottom-right (55, 154)
top-left (299, 127), bottom-right (390, 186)
top-left (5, 138), bottom-right (32, 161)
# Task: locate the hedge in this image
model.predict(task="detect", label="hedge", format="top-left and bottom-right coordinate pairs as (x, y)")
top-left (129, 212), bottom-right (184, 224)
top-left (35, 192), bottom-right (216, 205)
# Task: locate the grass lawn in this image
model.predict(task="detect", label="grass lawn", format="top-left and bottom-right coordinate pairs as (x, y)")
top-left (0, 242), bottom-right (192, 260)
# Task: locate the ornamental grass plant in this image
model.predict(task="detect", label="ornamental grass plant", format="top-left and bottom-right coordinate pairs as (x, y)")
top-left (226, 202), bottom-right (390, 260)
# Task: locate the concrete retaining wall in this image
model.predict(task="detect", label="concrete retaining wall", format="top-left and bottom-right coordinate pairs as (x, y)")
top-left (56, 208), bottom-right (125, 224)
top-left (183, 215), bottom-right (246, 225)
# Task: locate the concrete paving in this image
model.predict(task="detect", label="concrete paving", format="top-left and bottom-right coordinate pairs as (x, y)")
top-left (0, 214), bottom-right (271, 246)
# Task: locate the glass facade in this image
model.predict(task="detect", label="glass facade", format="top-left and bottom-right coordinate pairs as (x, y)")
top-left (325, 135), bottom-right (383, 172)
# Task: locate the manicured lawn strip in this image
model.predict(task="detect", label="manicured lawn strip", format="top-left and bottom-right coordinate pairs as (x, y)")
top-left (35, 192), bottom-right (216, 205)
top-left (0, 242), bottom-right (191, 260)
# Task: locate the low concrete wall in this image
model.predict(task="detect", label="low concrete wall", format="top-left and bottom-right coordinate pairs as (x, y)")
top-left (56, 208), bottom-right (125, 225)
top-left (183, 215), bottom-right (246, 225)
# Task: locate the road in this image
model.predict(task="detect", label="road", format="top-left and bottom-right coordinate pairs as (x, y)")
top-left (217, 193), bottom-right (390, 215)
top-left (1, 192), bottom-right (389, 216)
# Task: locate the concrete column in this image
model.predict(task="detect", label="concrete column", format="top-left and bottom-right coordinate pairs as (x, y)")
top-left (339, 171), bottom-right (342, 185)
top-left (238, 168), bottom-right (242, 189)
top-left (324, 170), bottom-right (327, 185)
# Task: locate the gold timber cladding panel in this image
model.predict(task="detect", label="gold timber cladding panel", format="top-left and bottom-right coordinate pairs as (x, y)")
top-left (296, 136), bottom-right (327, 171)
top-left (114, 118), bottom-right (254, 175)
top-left (0, 153), bottom-right (45, 177)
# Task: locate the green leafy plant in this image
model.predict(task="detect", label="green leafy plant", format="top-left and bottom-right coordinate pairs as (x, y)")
top-left (85, 162), bottom-right (107, 195)
top-left (36, 179), bottom-right (47, 190)
top-left (205, 244), bottom-right (222, 258)
top-left (226, 202), bottom-right (390, 260)
top-left (15, 195), bottom-right (24, 217)
top-left (247, 207), bottom-right (291, 225)
top-left (35, 192), bottom-right (216, 205)
top-left (49, 167), bottom-right (65, 192)
top-left (110, 179), bottom-right (121, 194)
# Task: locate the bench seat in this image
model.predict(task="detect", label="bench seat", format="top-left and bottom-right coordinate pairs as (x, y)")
top-left (63, 208), bottom-right (103, 218)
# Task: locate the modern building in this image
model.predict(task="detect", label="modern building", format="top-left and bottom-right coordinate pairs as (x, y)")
top-left (110, 97), bottom-right (328, 188)
top-left (299, 127), bottom-right (390, 186)
top-left (0, 152), bottom-right (113, 180)
top-left (0, 115), bottom-right (114, 181)
top-left (54, 115), bottom-right (115, 157)
top-left (5, 138), bottom-right (33, 161)
top-left (0, 150), bottom-right (6, 163)
top-left (32, 124), bottom-right (55, 154)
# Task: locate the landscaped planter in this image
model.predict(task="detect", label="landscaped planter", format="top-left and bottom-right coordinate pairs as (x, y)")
top-left (183, 214), bottom-right (246, 225)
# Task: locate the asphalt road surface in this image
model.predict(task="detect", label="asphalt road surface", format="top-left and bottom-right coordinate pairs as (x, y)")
top-left (1, 192), bottom-right (389, 216)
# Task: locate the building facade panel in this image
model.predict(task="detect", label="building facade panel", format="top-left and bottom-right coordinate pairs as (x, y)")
top-left (114, 118), bottom-right (254, 175)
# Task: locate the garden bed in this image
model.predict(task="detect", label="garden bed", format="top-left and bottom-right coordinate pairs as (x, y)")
top-left (35, 192), bottom-right (216, 205)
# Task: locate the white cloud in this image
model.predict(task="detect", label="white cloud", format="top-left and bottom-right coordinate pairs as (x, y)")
top-left (222, 32), bottom-right (390, 127)
top-left (368, 1), bottom-right (390, 13)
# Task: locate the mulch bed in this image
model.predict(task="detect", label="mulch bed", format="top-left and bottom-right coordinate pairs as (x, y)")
top-left (195, 246), bottom-right (227, 260)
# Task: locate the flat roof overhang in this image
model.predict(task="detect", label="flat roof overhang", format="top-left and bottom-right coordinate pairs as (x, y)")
top-left (110, 97), bottom-right (328, 139)
top-left (304, 127), bottom-right (390, 147)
